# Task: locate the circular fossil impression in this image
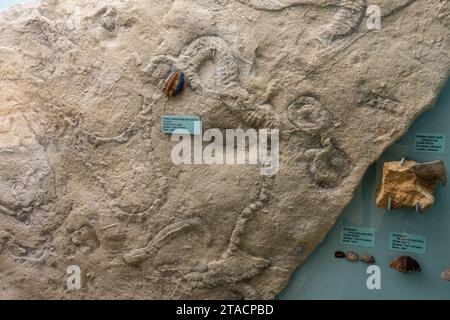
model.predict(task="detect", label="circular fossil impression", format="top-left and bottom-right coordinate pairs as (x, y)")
top-left (287, 96), bottom-right (331, 133)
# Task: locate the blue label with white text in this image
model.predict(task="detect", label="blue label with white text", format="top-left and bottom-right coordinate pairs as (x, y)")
top-left (341, 226), bottom-right (375, 248)
top-left (389, 232), bottom-right (427, 254)
top-left (415, 133), bottom-right (446, 153)
top-left (161, 115), bottom-right (202, 135)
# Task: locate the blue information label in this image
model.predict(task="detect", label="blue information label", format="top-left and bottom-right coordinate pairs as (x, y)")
top-left (389, 232), bottom-right (427, 254)
top-left (341, 226), bottom-right (375, 248)
top-left (161, 115), bottom-right (202, 135)
top-left (415, 133), bottom-right (446, 153)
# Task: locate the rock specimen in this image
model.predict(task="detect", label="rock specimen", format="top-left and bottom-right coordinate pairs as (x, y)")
top-left (390, 256), bottom-right (421, 273)
top-left (376, 160), bottom-right (447, 212)
top-left (441, 269), bottom-right (450, 281)
top-left (360, 254), bottom-right (376, 264)
top-left (345, 252), bottom-right (360, 262)
top-left (0, 0), bottom-right (448, 299)
top-left (335, 251), bottom-right (346, 258)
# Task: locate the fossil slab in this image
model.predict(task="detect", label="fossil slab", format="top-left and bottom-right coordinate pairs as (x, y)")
top-left (0, 0), bottom-right (449, 299)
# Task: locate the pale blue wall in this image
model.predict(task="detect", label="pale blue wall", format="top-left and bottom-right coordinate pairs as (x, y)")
top-left (0, 0), bottom-right (30, 11)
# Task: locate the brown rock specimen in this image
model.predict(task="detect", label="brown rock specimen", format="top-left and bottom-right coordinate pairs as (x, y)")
top-left (360, 254), bottom-right (376, 264)
top-left (376, 160), bottom-right (447, 212)
top-left (345, 252), bottom-right (359, 262)
top-left (335, 251), bottom-right (345, 258)
top-left (390, 256), bottom-right (421, 273)
top-left (441, 269), bottom-right (450, 281)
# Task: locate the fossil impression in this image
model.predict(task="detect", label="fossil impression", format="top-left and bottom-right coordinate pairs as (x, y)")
top-left (0, 0), bottom-right (449, 299)
top-left (376, 160), bottom-right (447, 212)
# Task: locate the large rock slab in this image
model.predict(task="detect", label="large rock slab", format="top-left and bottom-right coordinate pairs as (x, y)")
top-left (0, 0), bottom-right (448, 299)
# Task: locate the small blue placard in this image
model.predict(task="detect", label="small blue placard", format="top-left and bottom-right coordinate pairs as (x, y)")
top-left (341, 226), bottom-right (375, 248)
top-left (389, 232), bottom-right (427, 254)
top-left (414, 133), bottom-right (446, 153)
top-left (161, 115), bottom-right (202, 135)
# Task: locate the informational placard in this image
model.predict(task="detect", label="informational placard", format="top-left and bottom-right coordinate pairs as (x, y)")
top-left (341, 226), bottom-right (375, 248)
top-left (414, 133), bottom-right (446, 153)
top-left (389, 232), bottom-right (427, 254)
top-left (161, 115), bottom-right (202, 135)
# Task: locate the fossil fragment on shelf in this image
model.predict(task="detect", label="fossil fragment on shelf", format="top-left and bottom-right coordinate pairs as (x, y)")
top-left (376, 160), bottom-right (447, 212)
top-left (175, 249), bottom-right (270, 299)
top-left (345, 251), bottom-right (359, 262)
top-left (389, 256), bottom-right (421, 273)
top-left (145, 35), bottom-right (281, 129)
top-left (360, 254), bottom-right (375, 264)
top-left (316, 0), bottom-right (366, 45)
top-left (441, 268), bottom-right (450, 281)
top-left (335, 250), bottom-right (345, 258)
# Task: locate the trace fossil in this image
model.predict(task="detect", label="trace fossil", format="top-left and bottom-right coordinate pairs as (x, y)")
top-left (173, 249), bottom-right (271, 299)
top-left (360, 254), bottom-right (375, 264)
top-left (123, 218), bottom-right (208, 266)
top-left (441, 268), bottom-right (450, 281)
top-left (335, 250), bottom-right (345, 258)
top-left (345, 251), bottom-right (359, 262)
top-left (287, 96), bottom-right (332, 134)
top-left (307, 134), bottom-right (352, 188)
top-left (144, 35), bottom-right (281, 129)
top-left (124, 177), bottom-right (274, 297)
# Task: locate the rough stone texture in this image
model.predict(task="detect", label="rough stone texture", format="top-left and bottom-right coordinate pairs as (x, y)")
top-left (390, 256), bottom-right (422, 273)
top-left (0, 0), bottom-right (449, 299)
top-left (376, 160), bottom-right (447, 212)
